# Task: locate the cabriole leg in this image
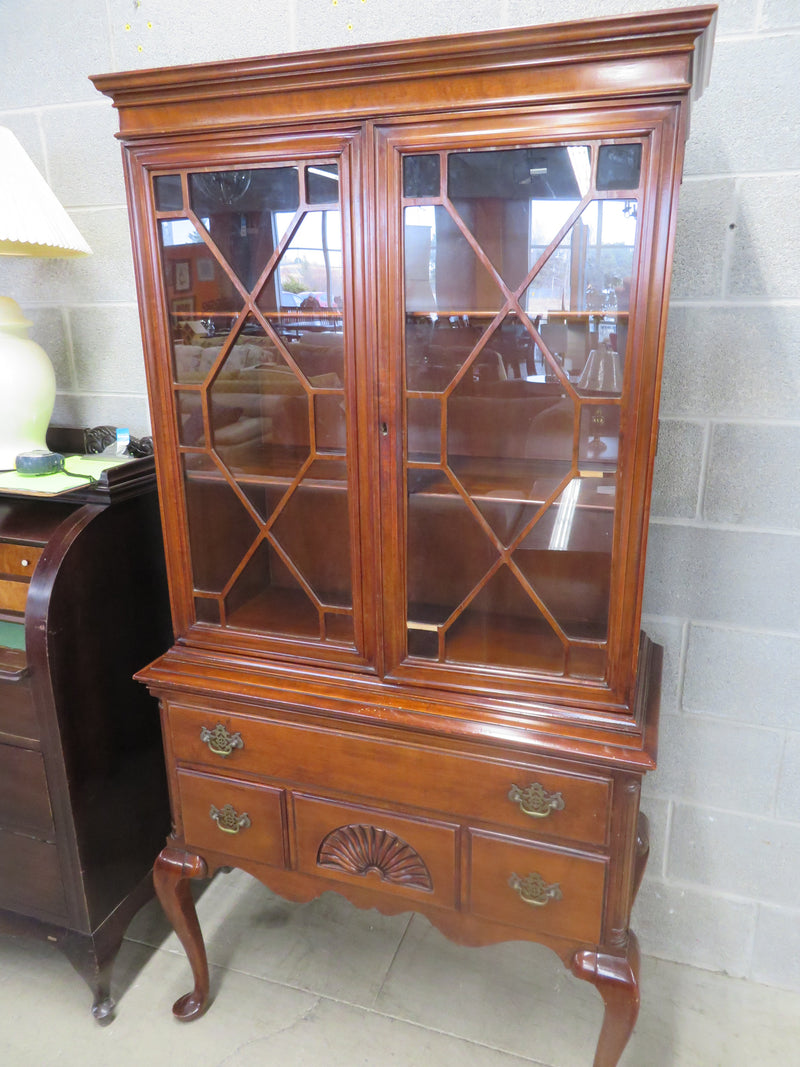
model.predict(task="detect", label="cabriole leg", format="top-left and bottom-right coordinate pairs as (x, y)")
top-left (153, 846), bottom-right (209, 1020)
top-left (570, 933), bottom-right (641, 1067)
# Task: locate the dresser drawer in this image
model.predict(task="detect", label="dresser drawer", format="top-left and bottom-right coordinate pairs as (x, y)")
top-left (0, 579), bottom-right (30, 614)
top-left (0, 672), bottom-right (39, 742)
top-left (0, 743), bottom-right (53, 836)
top-left (168, 702), bottom-right (611, 846)
top-left (468, 830), bottom-right (606, 944)
top-left (293, 794), bottom-right (458, 908)
top-left (0, 542), bottom-right (42, 578)
top-left (176, 769), bottom-right (286, 867)
top-left (0, 827), bottom-right (66, 922)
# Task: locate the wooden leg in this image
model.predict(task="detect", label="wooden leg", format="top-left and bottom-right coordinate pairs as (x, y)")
top-left (570, 933), bottom-right (641, 1067)
top-left (153, 846), bottom-right (210, 1021)
top-left (632, 812), bottom-right (650, 905)
top-left (60, 930), bottom-right (120, 1022)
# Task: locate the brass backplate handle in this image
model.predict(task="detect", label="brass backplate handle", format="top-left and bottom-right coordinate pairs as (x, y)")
top-left (508, 782), bottom-right (565, 818)
top-left (200, 723), bottom-right (244, 758)
top-left (209, 803), bottom-right (251, 834)
top-left (509, 872), bottom-right (563, 907)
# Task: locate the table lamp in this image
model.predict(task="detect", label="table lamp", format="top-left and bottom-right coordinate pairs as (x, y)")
top-left (0, 127), bottom-right (92, 470)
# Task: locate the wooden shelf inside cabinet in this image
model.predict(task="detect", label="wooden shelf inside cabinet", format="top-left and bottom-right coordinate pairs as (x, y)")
top-left (93, 7), bottom-right (715, 1063)
top-left (0, 440), bottom-right (172, 1020)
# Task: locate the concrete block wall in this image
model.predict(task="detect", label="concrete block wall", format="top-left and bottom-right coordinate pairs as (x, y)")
top-left (1, 0), bottom-right (798, 991)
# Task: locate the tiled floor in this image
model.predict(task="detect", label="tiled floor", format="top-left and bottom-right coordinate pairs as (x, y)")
top-left (1, 870), bottom-right (797, 1066)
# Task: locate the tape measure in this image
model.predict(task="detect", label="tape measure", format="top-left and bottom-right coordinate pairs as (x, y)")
top-left (15, 450), bottom-right (66, 476)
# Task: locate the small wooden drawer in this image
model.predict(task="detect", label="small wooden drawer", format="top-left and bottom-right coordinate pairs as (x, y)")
top-left (0, 579), bottom-right (30, 614)
top-left (293, 794), bottom-right (458, 908)
top-left (0, 827), bottom-right (66, 922)
top-left (168, 702), bottom-right (612, 846)
top-left (176, 769), bottom-right (286, 867)
top-left (0, 743), bottom-right (53, 836)
top-left (0, 542), bottom-right (42, 578)
top-left (468, 830), bottom-right (606, 944)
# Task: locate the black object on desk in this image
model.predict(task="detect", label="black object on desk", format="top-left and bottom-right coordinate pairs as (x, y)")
top-left (0, 427), bottom-right (172, 1020)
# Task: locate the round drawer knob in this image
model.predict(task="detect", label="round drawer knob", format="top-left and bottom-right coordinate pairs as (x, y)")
top-left (20, 559), bottom-right (30, 568)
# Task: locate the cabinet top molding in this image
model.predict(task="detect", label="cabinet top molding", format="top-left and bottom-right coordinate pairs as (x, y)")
top-left (92, 5), bottom-right (717, 139)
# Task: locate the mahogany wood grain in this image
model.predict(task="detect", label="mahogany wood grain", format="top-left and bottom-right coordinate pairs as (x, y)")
top-left (153, 847), bottom-right (210, 1020)
top-left (93, 9), bottom-right (716, 1062)
top-left (571, 933), bottom-right (641, 1067)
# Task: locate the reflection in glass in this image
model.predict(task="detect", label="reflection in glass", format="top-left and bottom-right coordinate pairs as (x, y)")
top-left (401, 142), bottom-right (640, 681)
top-left (306, 163), bottom-right (339, 204)
top-left (597, 143), bottom-right (642, 191)
top-left (189, 168), bottom-right (299, 290)
top-left (154, 173), bottom-right (183, 212)
top-left (159, 217), bottom-right (245, 383)
top-left (403, 154), bottom-right (440, 198)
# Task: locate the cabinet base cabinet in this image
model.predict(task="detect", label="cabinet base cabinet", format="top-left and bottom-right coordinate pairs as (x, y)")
top-left (142, 643), bottom-right (659, 1066)
top-left (93, 7), bottom-right (715, 1061)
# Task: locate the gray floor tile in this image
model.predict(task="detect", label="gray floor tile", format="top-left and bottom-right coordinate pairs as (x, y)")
top-left (128, 867), bottom-right (412, 1006)
top-left (3, 883), bottom-right (800, 1066)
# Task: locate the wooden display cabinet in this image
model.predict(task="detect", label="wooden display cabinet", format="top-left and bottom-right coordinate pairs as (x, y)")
top-left (93, 8), bottom-right (716, 1062)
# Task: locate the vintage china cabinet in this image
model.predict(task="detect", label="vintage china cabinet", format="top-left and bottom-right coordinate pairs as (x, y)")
top-left (93, 8), bottom-right (715, 1063)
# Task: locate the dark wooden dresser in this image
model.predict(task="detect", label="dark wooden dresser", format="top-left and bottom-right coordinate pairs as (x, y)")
top-left (0, 434), bottom-right (172, 1019)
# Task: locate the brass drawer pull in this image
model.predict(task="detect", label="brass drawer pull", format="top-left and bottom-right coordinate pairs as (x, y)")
top-left (508, 782), bottom-right (565, 819)
top-left (509, 872), bottom-right (563, 907)
top-left (209, 803), bottom-right (251, 834)
top-left (200, 723), bottom-right (244, 758)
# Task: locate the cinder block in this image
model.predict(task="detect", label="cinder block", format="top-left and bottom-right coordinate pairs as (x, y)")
top-left (0, 113), bottom-right (46, 173)
top-left (20, 306), bottom-right (74, 392)
top-left (506, 0), bottom-right (756, 37)
top-left (644, 523), bottom-right (800, 631)
top-left (671, 178), bottom-right (735, 300)
top-left (760, 0), bottom-right (800, 30)
top-left (728, 176), bottom-right (800, 300)
top-left (668, 804), bottom-right (800, 907)
top-left (42, 105), bottom-right (126, 209)
top-left (751, 904), bottom-right (800, 991)
top-left (684, 625), bottom-right (800, 730)
top-left (109, 0), bottom-right (294, 69)
top-left (661, 306), bottom-right (800, 421)
top-left (0, 208), bottom-right (137, 308)
top-left (70, 307), bottom-right (148, 395)
top-left (651, 419), bottom-right (705, 519)
top-left (636, 794), bottom-right (670, 877)
top-left (776, 732), bottom-right (800, 820)
top-left (704, 422), bottom-right (800, 530)
top-left (0, 0), bottom-right (110, 110)
top-left (634, 876), bottom-right (756, 977)
top-left (52, 393), bottom-right (152, 439)
top-left (684, 35), bottom-right (800, 176)
top-left (640, 615), bottom-right (684, 716)
top-left (645, 713), bottom-right (782, 813)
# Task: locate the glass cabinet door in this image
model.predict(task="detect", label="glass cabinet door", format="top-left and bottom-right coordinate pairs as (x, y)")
top-left (398, 138), bottom-right (643, 683)
top-left (153, 154), bottom-right (362, 655)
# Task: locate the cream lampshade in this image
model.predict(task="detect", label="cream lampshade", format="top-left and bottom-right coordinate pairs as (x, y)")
top-left (0, 126), bottom-right (92, 470)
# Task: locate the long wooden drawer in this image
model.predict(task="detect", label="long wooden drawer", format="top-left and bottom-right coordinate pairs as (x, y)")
top-left (468, 830), bottom-right (606, 944)
top-left (0, 743), bottom-right (53, 836)
top-left (168, 702), bottom-right (612, 846)
top-left (177, 769), bottom-right (286, 867)
top-left (293, 794), bottom-right (458, 908)
top-left (0, 579), bottom-right (30, 614)
top-left (0, 827), bottom-right (66, 922)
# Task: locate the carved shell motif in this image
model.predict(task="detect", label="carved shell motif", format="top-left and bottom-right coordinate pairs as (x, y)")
top-left (317, 824), bottom-right (433, 891)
